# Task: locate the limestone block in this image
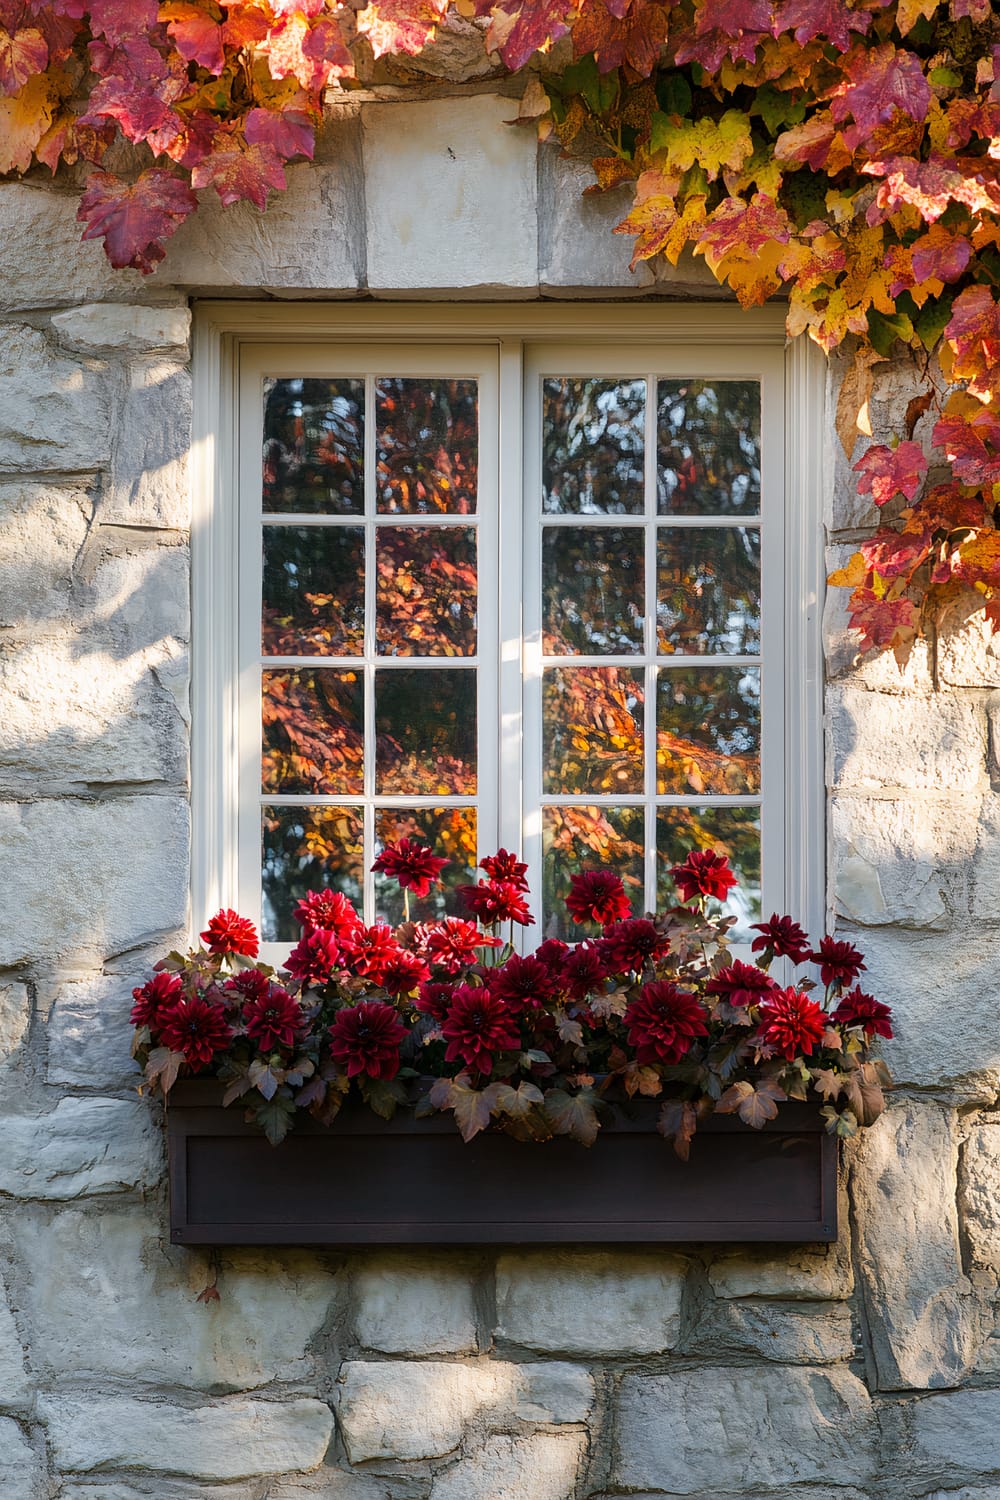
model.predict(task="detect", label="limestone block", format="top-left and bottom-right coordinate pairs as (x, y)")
top-left (41, 1394), bottom-right (334, 1479)
top-left (0, 795), bottom-right (189, 966)
top-left (0, 1286), bottom-right (32, 1411)
top-left (494, 1249), bottom-right (687, 1355)
top-left (352, 1255), bottom-right (478, 1354)
top-left (827, 685), bottom-right (986, 793)
top-left (938, 595), bottom-right (1000, 689)
top-left (84, 538), bottom-right (190, 652)
top-left (13, 1205), bottom-right (335, 1390)
top-left (538, 152), bottom-right (655, 295)
top-left (47, 973), bottom-right (138, 1087)
top-left (852, 1103), bottom-right (977, 1389)
top-left (0, 980), bottom-right (29, 1068)
top-left (363, 95), bottom-right (537, 292)
top-left (102, 360), bottom-right (192, 529)
top-left (612, 1366), bottom-right (875, 1492)
top-left (971, 796), bottom-right (1000, 922)
top-left (0, 325), bottom-right (111, 473)
top-left (708, 1235), bottom-right (854, 1301)
top-left (429, 1432), bottom-right (586, 1500)
top-left (57, 1486), bottom-right (257, 1500)
top-left (372, 11), bottom-right (496, 81)
top-left (960, 1124), bottom-right (1000, 1273)
top-left (830, 793), bottom-right (977, 930)
top-left (688, 1299), bottom-right (855, 1363)
top-left (0, 1097), bottom-right (161, 1199)
top-left (0, 181), bottom-right (148, 311)
top-left (824, 544), bottom-right (935, 691)
top-left (910, 1389), bottom-right (1000, 1478)
top-left (335, 1359), bottom-right (592, 1462)
top-left (0, 482), bottom-right (91, 631)
top-left (0, 1417), bottom-right (41, 1500)
top-left (269, 1474), bottom-right (392, 1500)
top-left (51, 303), bottom-right (191, 354)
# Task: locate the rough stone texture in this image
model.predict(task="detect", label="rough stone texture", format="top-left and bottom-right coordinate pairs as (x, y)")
top-left (0, 324), bottom-right (111, 473)
top-left (0, 1286), bottom-right (32, 1410)
top-left (909, 1389), bottom-right (1000, 1480)
top-left (971, 794), bottom-right (1000, 922)
top-left (270, 1475), bottom-right (392, 1500)
top-left (51, 302), bottom-right (191, 353)
top-left (363, 95), bottom-right (537, 292)
top-left (0, 482), bottom-right (91, 631)
top-left (336, 1359), bottom-right (592, 1462)
top-left (13, 1204), bottom-right (335, 1389)
top-left (429, 1432), bottom-right (587, 1500)
top-left (960, 1124), bottom-right (1000, 1273)
top-left (830, 793), bottom-right (978, 930)
top-left (102, 359), bottom-right (192, 529)
top-left (853, 1103), bottom-right (978, 1389)
top-left (0, 182), bottom-right (149, 311)
top-left (0, 795), bottom-right (189, 966)
top-left (47, 972), bottom-right (138, 1087)
top-left (539, 152), bottom-right (655, 295)
top-left (0, 1097), bottom-right (161, 1199)
top-left (42, 1394), bottom-right (334, 1479)
top-left (613, 1366), bottom-right (875, 1492)
top-left (494, 1249), bottom-right (687, 1355)
top-left (708, 1234), bottom-right (854, 1300)
top-left (82, 538), bottom-right (190, 652)
top-left (828, 686), bottom-right (986, 793)
top-left (352, 1255), bottom-right (478, 1354)
top-left (0, 1417), bottom-right (41, 1500)
top-left (0, 980), bottom-right (30, 1068)
top-left (688, 1298), bottom-right (855, 1363)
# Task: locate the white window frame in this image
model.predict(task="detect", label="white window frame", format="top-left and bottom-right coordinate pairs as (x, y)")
top-left (191, 302), bottom-right (826, 960)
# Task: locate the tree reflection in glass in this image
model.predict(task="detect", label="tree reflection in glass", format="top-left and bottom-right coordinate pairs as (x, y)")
top-left (262, 378), bottom-right (364, 515)
top-left (656, 666), bottom-right (761, 794)
top-left (657, 527), bottom-right (761, 655)
top-left (262, 805), bottom-right (364, 942)
top-left (543, 526), bottom-right (644, 655)
top-left (656, 805), bottom-right (761, 937)
top-left (262, 669), bottom-right (364, 795)
top-left (543, 666), bottom-right (644, 795)
top-left (375, 668), bottom-right (477, 795)
top-left (373, 807), bottom-right (478, 925)
top-left (542, 804), bottom-right (645, 939)
top-left (376, 378), bottom-right (478, 514)
top-left (262, 526), bottom-right (365, 656)
top-left (543, 378), bottom-right (645, 514)
top-left (376, 527), bottom-right (477, 657)
top-left (658, 380), bottom-right (760, 515)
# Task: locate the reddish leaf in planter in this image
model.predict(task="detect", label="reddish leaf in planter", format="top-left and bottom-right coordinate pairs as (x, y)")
top-left (544, 1086), bottom-right (601, 1146)
top-left (77, 167), bottom-right (197, 272)
top-left (0, 25), bottom-right (46, 94)
top-left (853, 442), bottom-right (927, 506)
top-left (192, 139), bottom-right (286, 211)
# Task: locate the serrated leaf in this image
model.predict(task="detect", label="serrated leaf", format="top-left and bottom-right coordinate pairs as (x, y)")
top-left (77, 167), bottom-right (197, 273)
top-left (493, 1081), bottom-right (545, 1119)
top-left (145, 1046), bottom-right (186, 1095)
top-left (544, 1087), bottom-right (601, 1146)
top-left (658, 1098), bottom-right (697, 1160)
top-left (360, 1075), bottom-right (408, 1121)
top-left (254, 1092), bottom-right (295, 1146)
top-left (248, 1057), bottom-right (282, 1101)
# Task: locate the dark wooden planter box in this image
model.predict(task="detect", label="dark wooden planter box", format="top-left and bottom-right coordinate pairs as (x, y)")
top-left (167, 1081), bottom-right (838, 1246)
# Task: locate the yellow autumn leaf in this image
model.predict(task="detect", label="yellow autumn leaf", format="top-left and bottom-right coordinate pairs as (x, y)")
top-left (0, 73), bottom-right (53, 173)
top-left (650, 109), bottom-right (753, 184)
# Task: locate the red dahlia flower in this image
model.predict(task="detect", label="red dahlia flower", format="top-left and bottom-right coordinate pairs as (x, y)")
top-left (565, 870), bottom-right (632, 926)
top-left (294, 888), bottom-right (362, 940)
top-left (371, 839), bottom-right (448, 897)
top-left (561, 943), bottom-right (609, 1000)
top-left (833, 987), bottom-right (894, 1039)
top-left (458, 879), bottom-right (534, 927)
top-left (342, 923), bottom-right (401, 984)
top-left (224, 968), bottom-right (271, 1006)
top-left (534, 938), bottom-right (569, 980)
top-left (380, 950), bottom-right (431, 997)
top-left (415, 980), bottom-right (454, 1022)
top-left (706, 960), bottom-right (778, 1010)
top-left (159, 995), bottom-right (233, 1069)
top-left (130, 970), bottom-right (183, 1030)
top-left (479, 848), bottom-right (529, 891)
top-left (811, 936), bottom-right (866, 989)
top-left (750, 913), bottom-right (811, 964)
top-left (624, 981), bottom-right (708, 1066)
top-left (329, 1000), bottom-right (406, 1080)
top-left (756, 987), bottom-right (827, 1060)
top-left (284, 928), bottom-right (342, 987)
top-left (243, 985), bottom-right (305, 1052)
top-left (489, 955), bottom-right (555, 1013)
top-left (200, 909), bottom-right (259, 958)
top-left (669, 850), bottom-right (738, 905)
top-left (441, 985), bottom-right (520, 1075)
top-left (422, 918), bottom-right (501, 975)
top-left (599, 918), bottom-right (670, 973)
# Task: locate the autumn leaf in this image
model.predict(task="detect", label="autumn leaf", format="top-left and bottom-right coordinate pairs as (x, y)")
top-left (834, 345), bottom-right (883, 460)
top-left (77, 167), bottom-right (197, 272)
top-left (944, 285), bottom-right (1000, 401)
top-left (831, 43), bottom-right (931, 137)
top-left (162, 2), bottom-right (225, 76)
top-left (253, 1091), bottom-right (296, 1145)
top-left (846, 585), bottom-right (919, 656)
top-left (244, 105), bottom-right (315, 162)
top-left (853, 441), bottom-right (928, 507)
top-left (544, 1086), bottom-right (601, 1146)
top-left (0, 72), bottom-right (52, 171)
top-left (772, 0), bottom-right (869, 51)
top-left (838, 1060), bottom-right (885, 1125)
top-left (88, 0), bottom-right (159, 46)
top-left (493, 1080), bottom-right (545, 1119)
top-left (650, 108), bottom-right (753, 182)
top-left (481, 0), bottom-right (573, 71)
top-left (572, 0), bottom-right (669, 77)
top-left (657, 1097), bottom-right (697, 1160)
top-left (429, 1074), bottom-right (500, 1140)
top-left (356, 0), bottom-right (448, 59)
top-left (145, 1045), bottom-right (186, 1095)
top-left (191, 139), bottom-right (286, 210)
top-left (0, 25), bottom-right (47, 94)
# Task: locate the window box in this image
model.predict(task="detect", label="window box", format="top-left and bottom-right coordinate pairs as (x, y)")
top-left (166, 1080), bottom-right (837, 1247)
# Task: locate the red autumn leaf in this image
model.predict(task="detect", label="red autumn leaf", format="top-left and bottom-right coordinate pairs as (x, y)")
top-left (677, 0), bottom-right (770, 70)
top-left (847, 587), bottom-right (918, 655)
top-left (191, 138), bottom-right (286, 211)
top-left (221, 4), bottom-right (270, 50)
top-left (831, 43), bottom-right (931, 135)
top-left (77, 166), bottom-right (197, 272)
top-left (271, 0), bottom-right (325, 13)
top-left (300, 14), bottom-right (354, 80)
top-left (88, 0), bottom-right (159, 44)
top-left (82, 35), bottom-right (186, 142)
top-left (909, 225), bottom-right (971, 286)
top-left (481, 0), bottom-right (574, 72)
top-left (865, 153), bottom-right (1000, 226)
top-left (356, 0), bottom-right (448, 59)
top-left (933, 408), bottom-right (1000, 488)
top-left (572, 0), bottom-right (669, 77)
top-left (772, 0), bottom-right (869, 51)
top-left (853, 442), bottom-right (928, 506)
top-left (0, 25), bottom-right (46, 94)
top-left (774, 113), bottom-right (841, 172)
top-left (244, 105), bottom-right (314, 162)
top-left (859, 528), bottom-right (933, 579)
top-left (162, 2), bottom-right (225, 75)
top-left (699, 193), bottom-right (792, 260)
top-left (945, 285), bottom-right (1000, 401)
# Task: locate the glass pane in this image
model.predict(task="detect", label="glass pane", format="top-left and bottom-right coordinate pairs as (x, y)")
top-left (373, 807), bottom-right (478, 925)
top-left (263, 526), bottom-right (365, 656)
top-left (262, 804), bottom-right (364, 943)
top-left (376, 527), bottom-right (477, 657)
top-left (543, 666), bottom-right (644, 796)
top-left (262, 669), bottom-right (364, 795)
top-left (542, 378), bottom-right (645, 515)
top-left (657, 527), bottom-right (761, 655)
top-left (657, 379), bottom-right (760, 515)
top-left (543, 527), bottom-right (644, 655)
top-left (375, 378), bottom-right (478, 514)
top-left (657, 666), bottom-right (760, 794)
top-left (262, 378), bottom-right (364, 515)
top-left (656, 805), bottom-right (761, 939)
top-left (542, 805), bottom-right (645, 939)
top-left (375, 668), bottom-right (477, 794)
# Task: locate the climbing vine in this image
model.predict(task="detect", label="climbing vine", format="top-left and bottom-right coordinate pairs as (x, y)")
top-left (4, 0), bottom-right (1000, 655)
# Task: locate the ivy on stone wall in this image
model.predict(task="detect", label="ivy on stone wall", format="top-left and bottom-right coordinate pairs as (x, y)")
top-left (3, 0), bottom-right (1000, 655)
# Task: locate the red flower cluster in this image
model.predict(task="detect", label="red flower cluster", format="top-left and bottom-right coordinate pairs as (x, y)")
top-left (812, 936), bottom-right (866, 988)
top-left (458, 879), bottom-right (534, 927)
top-left (441, 986), bottom-right (520, 1074)
top-left (372, 839), bottom-right (448, 897)
top-left (833, 988), bottom-right (894, 1039)
top-left (599, 918), bottom-right (669, 973)
top-left (670, 850), bottom-right (738, 905)
top-left (624, 982), bottom-right (708, 1065)
top-left (421, 917), bottom-right (501, 974)
top-left (159, 995), bottom-right (234, 1069)
top-left (200, 909), bottom-right (259, 958)
top-left (330, 1001), bottom-right (406, 1080)
top-left (756, 988), bottom-right (827, 1060)
top-left (566, 870), bottom-right (632, 926)
top-left (480, 849), bottom-right (529, 888)
top-left (751, 913), bottom-right (811, 963)
top-left (706, 960), bottom-right (777, 1010)
top-left (130, 970), bottom-right (182, 1028)
top-left (294, 888), bottom-right (362, 940)
top-left (243, 985), bottom-right (304, 1052)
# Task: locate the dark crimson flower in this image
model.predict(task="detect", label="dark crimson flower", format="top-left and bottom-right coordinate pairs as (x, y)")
top-left (479, 848), bottom-right (529, 891)
top-left (489, 955), bottom-right (555, 1014)
top-left (706, 959), bottom-right (778, 1009)
top-left (293, 888), bottom-right (362, 940)
top-left (130, 970), bottom-right (182, 1029)
top-left (380, 950), bottom-right (431, 997)
top-left (833, 987), bottom-right (894, 1039)
top-left (750, 913), bottom-right (811, 963)
top-left (599, 918), bottom-right (670, 973)
top-left (284, 928), bottom-right (342, 987)
top-left (329, 1000), bottom-right (406, 1080)
top-left (534, 938), bottom-right (569, 980)
top-left (561, 943), bottom-right (609, 1000)
top-left (458, 879), bottom-right (534, 927)
top-left (565, 870), bottom-right (632, 926)
top-left (441, 985), bottom-right (520, 1074)
top-left (371, 839), bottom-right (448, 897)
top-left (669, 850), bottom-right (738, 905)
top-left (811, 936), bottom-right (866, 988)
top-left (200, 909), bottom-right (259, 958)
top-left (243, 985), bottom-right (305, 1052)
top-left (415, 980), bottom-right (454, 1022)
top-left (159, 995), bottom-right (233, 1069)
top-left (422, 918), bottom-right (501, 975)
top-left (756, 987), bottom-right (827, 1060)
top-left (224, 968), bottom-right (271, 1005)
top-left (342, 923), bottom-right (401, 984)
top-left (624, 981), bottom-right (708, 1066)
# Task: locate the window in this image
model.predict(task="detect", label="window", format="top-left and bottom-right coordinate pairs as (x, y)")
top-left (192, 305), bottom-right (824, 962)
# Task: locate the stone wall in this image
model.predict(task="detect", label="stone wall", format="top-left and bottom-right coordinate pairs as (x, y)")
top-left (1, 85), bottom-right (999, 1500)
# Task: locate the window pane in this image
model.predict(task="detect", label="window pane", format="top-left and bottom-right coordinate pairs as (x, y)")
top-left (542, 377), bottom-right (645, 515)
top-left (262, 669), bottom-right (364, 795)
top-left (262, 378), bottom-right (364, 515)
top-left (542, 805), bottom-right (645, 939)
top-left (657, 666), bottom-right (760, 794)
top-left (263, 526), bottom-right (365, 656)
top-left (656, 805), bottom-right (761, 938)
top-left (262, 804), bottom-right (364, 943)
top-left (657, 527), bottom-right (761, 655)
top-left (373, 807), bottom-right (478, 924)
top-left (376, 526), bottom-right (477, 657)
top-left (375, 668), bottom-right (477, 794)
top-left (657, 379), bottom-right (760, 515)
top-left (543, 666), bottom-right (644, 795)
top-left (543, 526), bottom-right (644, 655)
top-left (376, 378), bottom-right (478, 514)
